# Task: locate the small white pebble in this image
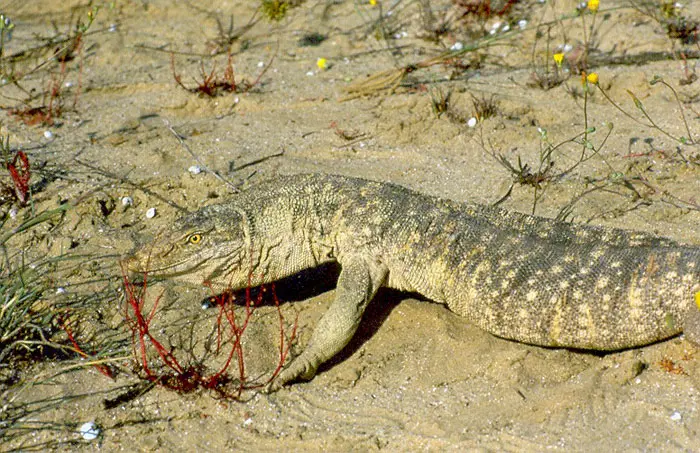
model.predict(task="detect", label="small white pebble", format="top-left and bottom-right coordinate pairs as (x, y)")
top-left (79, 421), bottom-right (100, 440)
top-left (518, 20), bottom-right (527, 29)
top-left (467, 117), bottom-right (478, 128)
top-left (501, 24), bottom-right (510, 32)
top-left (109, 23), bottom-right (117, 32)
top-left (188, 165), bottom-right (202, 175)
top-left (670, 411), bottom-right (682, 421)
top-left (233, 97), bottom-right (240, 104)
top-left (257, 61), bottom-right (264, 68)
top-left (243, 418), bottom-right (253, 427)
top-left (634, 377), bottom-right (641, 384)
top-left (64, 81), bottom-right (73, 88)
top-left (450, 42), bottom-right (464, 51)
top-left (306, 71), bottom-right (315, 76)
top-left (43, 130), bottom-right (54, 139)
top-left (121, 196), bottom-right (133, 206)
top-left (491, 21), bottom-right (502, 30)
top-left (563, 43), bottom-right (573, 53)
top-left (8, 207), bottom-right (18, 219)
top-left (55, 287), bottom-right (66, 295)
top-left (145, 207), bottom-right (156, 219)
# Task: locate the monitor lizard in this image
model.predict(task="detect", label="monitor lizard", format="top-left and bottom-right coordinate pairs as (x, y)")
top-left (128, 173), bottom-right (700, 390)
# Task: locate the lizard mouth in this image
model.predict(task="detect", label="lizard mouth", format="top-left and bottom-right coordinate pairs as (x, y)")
top-left (127, 255), bottom-right (211, 281)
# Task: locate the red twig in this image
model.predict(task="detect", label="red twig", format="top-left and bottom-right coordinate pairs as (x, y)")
top-left (171, 51), bottom-right (274, 97)
top-left (59, 313), bottom-right (115, 378)
top-left (6, 150), bottom-right (30, 205)
top-left (121, 262), bottom-right (297, 399)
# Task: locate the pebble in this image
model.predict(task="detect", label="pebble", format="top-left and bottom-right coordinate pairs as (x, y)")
top-left (188, 165), bottom-right (202, 175)
top-left (55, 287), bottom-right (66, 295)
top-left (670, 411), bottom-right (682, 421)
top-left (450, 42), bottom-right (464, 51)
top-left (121, 196), bottom-right (133, 206)
top-left (467, 117), bottom-right (478, 128)
top-left (79, 421), bottom-right (100, 440)
top-left (145, 207), bottom-right (156, 219)
top-left (43, 130), bottom-right (53, 139)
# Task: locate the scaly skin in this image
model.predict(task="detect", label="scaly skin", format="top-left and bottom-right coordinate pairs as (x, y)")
top-left (128, 174), bottom-right (700, 389)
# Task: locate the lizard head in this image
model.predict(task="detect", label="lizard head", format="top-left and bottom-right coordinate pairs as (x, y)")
top-left (127, 204), bottom-right (254, 292)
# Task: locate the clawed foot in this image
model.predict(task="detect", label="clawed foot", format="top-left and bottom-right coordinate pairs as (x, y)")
top-left (263, 354), bottom-right (320, 393)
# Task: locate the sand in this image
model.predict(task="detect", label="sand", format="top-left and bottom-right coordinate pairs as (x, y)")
top-left (1, 0), bottom-right (699, 450)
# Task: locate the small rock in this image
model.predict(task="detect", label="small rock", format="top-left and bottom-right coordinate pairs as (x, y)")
top-left (121, 196), bottom-right (133, 207)
top-left (43, 130), bottom-right (54, 139)
top-left (145, 207), bottom-right (156, 219)
top-left (79, 421), bottom-right (100, 440)
top-left (188, 165), bottom-right (202, 175)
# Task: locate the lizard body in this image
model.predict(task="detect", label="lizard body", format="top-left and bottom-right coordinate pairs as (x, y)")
top-left (129, 174), bottom-right (700, 388)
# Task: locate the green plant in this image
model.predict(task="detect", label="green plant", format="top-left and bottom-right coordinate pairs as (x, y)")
top-left (592, 74), bottom-right (696, 145)
top-left (0, 205), bottom-right (70, 364)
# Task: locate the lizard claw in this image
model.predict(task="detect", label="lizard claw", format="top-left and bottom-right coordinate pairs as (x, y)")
top-left (264, 355), bottom-right (319, 393)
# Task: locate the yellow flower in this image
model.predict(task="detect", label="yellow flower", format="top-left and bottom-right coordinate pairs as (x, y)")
top-left (695, 291), bottom-right (700, 310)
top-left (369, 0), bottom-right (377, 5)
top-left (316, 58), bottom-right (328, 70)
top-left (586, 72), bottom-right (599, 84)
top-left (587, 0), bottom-right (599, 12)
top-left (553, 53), bottom-right (564, 68)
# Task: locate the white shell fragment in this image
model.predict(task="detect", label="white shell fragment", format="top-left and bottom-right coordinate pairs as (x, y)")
top-left (79, 421), bottom-right (100, 440)
top-left (670, 411), bottom-right (682, 421)
top-left (188, 165), bottom-right (202, 175)
top-left (145, 207), bottom-right (157, 219)
top-left (121, 196), bottom-right (133, 206)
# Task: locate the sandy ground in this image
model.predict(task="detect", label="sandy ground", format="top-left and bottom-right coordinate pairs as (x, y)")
top-left (1, 0), bottom-right (700, 451)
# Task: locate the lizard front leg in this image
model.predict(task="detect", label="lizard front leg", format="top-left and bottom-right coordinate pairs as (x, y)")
top-left (269, 255), bottom-right (388, 390)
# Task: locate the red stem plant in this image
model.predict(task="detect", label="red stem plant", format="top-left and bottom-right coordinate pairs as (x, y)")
top-left (5, 150), bottom-right (30, 206)
top-left (9, 58), bottom-right (76, 126)
top-left (59, 313), bottom-right (115, 378)
top-left (120, 263), bottom-right (297, 399)
top-left (453, 0), bottom-right (521, 20)
top-left (171, 52), bottom-right (274, 97)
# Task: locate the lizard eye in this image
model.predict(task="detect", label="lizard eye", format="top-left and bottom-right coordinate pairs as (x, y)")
top-left (187, 233), bottom-right (203, 244)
